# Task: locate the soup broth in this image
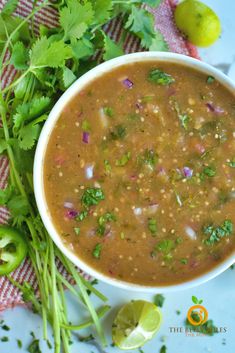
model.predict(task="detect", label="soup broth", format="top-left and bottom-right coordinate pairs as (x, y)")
top-left (44, 62), bottom-right (235, 285)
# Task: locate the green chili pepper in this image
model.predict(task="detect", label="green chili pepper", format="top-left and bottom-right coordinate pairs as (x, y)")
top-left (0, 227), bottom-right (27, 276)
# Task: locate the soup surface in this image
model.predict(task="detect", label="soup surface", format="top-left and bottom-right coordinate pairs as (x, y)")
top-left (44, 61), bottom-right (235, 285)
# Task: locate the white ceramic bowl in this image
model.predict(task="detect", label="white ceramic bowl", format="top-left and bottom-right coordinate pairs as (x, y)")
top-left (34, 52), bottom-right (235, 292)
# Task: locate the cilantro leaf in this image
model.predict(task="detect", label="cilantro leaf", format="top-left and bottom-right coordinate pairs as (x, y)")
top-left (103, 34), bottom-right (124, 61)
top-left (59, 0), bottom-right (94, 41)
top-left (62, 67), bottom-right (76, 88)
top-left (149, 31), bottom-right (169, 52)
top-left (228, 158), bottom-right (235, 168)
top-left (81, 187), bottom-right (105, 208)
top-left (148, 69), bottom-right (175, 85)
top-left (202, 166), bottom-right (216, 178)
top-left (27, 338), bottom-right (42, 353)
top-left (10, 41), bottom-right (28, 70)
top-left (97, 212), bottom-right (116, 236)
top-left (92, 243), bottom-right (102, 259)
top-left (91, 0), bottom-right (113, 25)
top-left (0, 186), bottom-right (13, 205)
top-left (204, 219), bottom-right (233, 245)
top-left (71, 38), bottom-right (94, 60)
top-left (116, 152), bottom-right (131, 166)
top-left (0, 15), bottom-right (30, 52)
top-left (110, 125), bottom-right (126, 140)
top-left (8, 195), bottom-right (29, 218)
top-left (154, 293), bottom-right (165, 307)
top-left (30, 37), bottom-right (72, 68)
top-left (156, 240), bottom-right (174, 254)
top-left (1, 0), bottom-right (18, 16)
top-left (148, 218), bottom-right (157, 236)
top-left (125, 6), bottom-right (155, 48)
top-left (18, 123), bottom-right (41, 150)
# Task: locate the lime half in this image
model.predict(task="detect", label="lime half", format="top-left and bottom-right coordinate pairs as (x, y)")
top-left (174, 0), bottom-right (221, 47)
top-left (112, 300), bottom-right (162, 350)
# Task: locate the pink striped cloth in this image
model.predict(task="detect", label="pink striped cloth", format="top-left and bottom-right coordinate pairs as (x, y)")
top-left (0, 0), bottom-right (199, 310)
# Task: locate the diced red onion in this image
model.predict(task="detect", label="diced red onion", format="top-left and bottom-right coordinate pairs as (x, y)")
top-left (82, 131), bottom-right (89, 143)
top-left (147, 204), bottom-right (159, 215)
top-left (185, 226), bottom-right (197, 240)
top-left (64, 202), bottom-right (74, 209)
top-left (65, 210), bottom-right (78, 219)
top-left (136, 102), bottom-right (143, 110)
top-left (85, 165), bottom-right (94, 179)
top-left (182, 166), bottom-right (193, 178)
top-left (195, 143), bottom-right (206, 154)
top-left (122, 78), bottom-right (133, 89)
top-left (206, 102), bottom-right (225, 114)
top-left (55, 155), bottom-right (65, 165)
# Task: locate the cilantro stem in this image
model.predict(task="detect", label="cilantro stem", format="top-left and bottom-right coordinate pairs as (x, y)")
top-left (61, 305), bottom-right (110, 330)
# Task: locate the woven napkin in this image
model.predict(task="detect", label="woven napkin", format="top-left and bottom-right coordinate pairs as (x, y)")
top-left (0, 0), bottom-right (199, 310)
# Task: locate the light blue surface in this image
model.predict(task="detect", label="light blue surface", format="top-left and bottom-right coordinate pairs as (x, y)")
top-left (1, 0), bottom-right (235, 352)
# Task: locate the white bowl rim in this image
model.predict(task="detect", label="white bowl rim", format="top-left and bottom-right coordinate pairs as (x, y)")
top-left (34, 51), bottom-right (235, 293)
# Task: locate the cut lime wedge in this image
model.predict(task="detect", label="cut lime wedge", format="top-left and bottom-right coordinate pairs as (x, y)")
top-left (112, 300), bottom-right (162, 350)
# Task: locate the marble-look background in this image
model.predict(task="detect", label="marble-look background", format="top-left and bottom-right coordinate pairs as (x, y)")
top-left (0, 0), bottom-right (235, 352)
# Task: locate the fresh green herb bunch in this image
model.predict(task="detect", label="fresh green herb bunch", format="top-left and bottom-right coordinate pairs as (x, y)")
top-left (0, 0), bottom-right (167, 352)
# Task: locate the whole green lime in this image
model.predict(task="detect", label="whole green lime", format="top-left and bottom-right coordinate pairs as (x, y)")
top-left (174, 0), bottom-right (221, 47)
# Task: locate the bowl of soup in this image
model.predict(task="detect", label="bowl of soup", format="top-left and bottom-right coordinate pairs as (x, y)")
top-left (34, 52), bottom-right (235, 292)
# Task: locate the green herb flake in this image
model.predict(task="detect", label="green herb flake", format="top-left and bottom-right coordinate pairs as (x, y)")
top-left (116, 152), bottom-right (131, 166)
top-left (148, 218), bottom-right (157, 236)
top-left (103, 107), bottom-right (114, 117)
top-left (176, 310), bottom-right (181, 315)
top-left (76, 210), bottom-right (88, 221)
top-left (179, 114), bottom-right (190, 130)
top-left (204, 219), bottom-right (233, 245)
top-left (228, 158), bottom-right (235, 168)
top-left (202, 166), bottom-right (216, 177)
top-left (1, 336), bottom-right (9, 342)
top-left (104, 159), bottom-right (112, 174)
top-left (156, 240), bottom-right (174, 255)
top-left (1, 324), bottom-right (10, 331)
top-left (81, 119), bottom-right (91, 132)
top-left (154, 294), bottom-right (165, 307)
top-left (92, 243), bottom-right (102, 259)
top-left (79, 334), bottom-right (94, 342)
top-left (27, 338), bottom-right (42, 353)
top-left (148, 69), bottom-right (175, 85)
top-left (97, 212), bottom-right (116, 236)
top-left (81, 187), bottom-right (105, 208)
top-left (180, 258), bottom-right (188, 265)
top-left (139, 149), bottom-right (158, 169)
top-left (160, 345), bottom-right (167, 353)
top-left (110, 124), bottom-right (126, 140)
top-left (207, 76), bottom-right (215, 84)
top-left (17, 339), bottom-right (23, 348)
top-left (74, 227), bottom-right (80, 235)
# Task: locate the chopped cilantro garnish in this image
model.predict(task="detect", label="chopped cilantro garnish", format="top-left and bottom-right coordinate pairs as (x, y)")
top-left (160, 345), bottom-right (167, 353)
top-left (2, 324), bottom-right (10, 331)
top-left (148, 69), bottom-right (175, 85)
top-left (74, 227), bottom-right (80, 235)
top-left (228, 158), bottom-right (235, 168)
top-left (204, 219), bottom-right (233, 245)
top-left (154, 294), bottom-right (165, 307)
top-left (207, 76), bottom-right (215, 84)
top-left (27, 338), bottom-right (42, 353)
top-left (175, 236), bottom-right (183, 244)
top-left (81, 119), bottom-right (91, 132)
top-left (148, 218), bottom-right (157, 236)
top-left (1, 336), bottom-right (9, 342)
top-left (156, 240), bottom-right (174, 259)
top-left (79, 334), bottom-right (94, 342)
top-left (97, 212), bottom-right (116, 236)
top-left (92, 243), bottom-right (102, 259)
top-left (81, 187), bottom-right (105, 208)
top-left (138, 149), bottom-right (158, 169)
top-left (202, 166), bottom-right (216, 177)
top-left (176, 310), bottom-right (181, 315)
top-left (180, 258), bottom-right (188, 265)
top-left (116, 152), bottom-right (131, 166)
top-left (76, 210), bottom-right (88, 221)
top-left (110, 124), bottom-right (126, 140)
top-left (104, 159), bottom-right (112, 173)
top-left (17, 339), bottom-right (23, 348)
top-left (179, 114), bottom-right (190, 130)
top-left (103, 107), bottom-right (114, 117)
